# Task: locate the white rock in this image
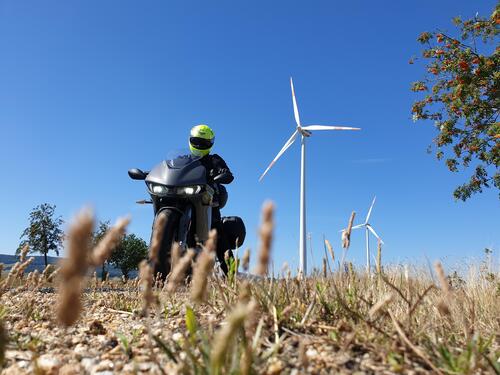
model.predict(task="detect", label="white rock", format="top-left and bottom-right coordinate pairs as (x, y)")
top-left (81, 358), bottom-right (98, 372)
top-left (306, 348), bottom-right (318, 358)
top-left (37, 355), bottom-right (61, 373)
top-left (73, 344), bottom-right (91, 358)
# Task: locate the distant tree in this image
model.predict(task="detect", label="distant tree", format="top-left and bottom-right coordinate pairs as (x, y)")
top-left (17, 203), bottom-right (64, 267)
top-left (93, 220), bottom-right (111, 281)
top-left (410, 4), bottom-right (499, 201)
top-left (108, 234), bottom-right (148, 279)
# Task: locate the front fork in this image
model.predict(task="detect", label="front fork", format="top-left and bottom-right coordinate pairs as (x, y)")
top-left (174, 203), bottom-right (212, 249)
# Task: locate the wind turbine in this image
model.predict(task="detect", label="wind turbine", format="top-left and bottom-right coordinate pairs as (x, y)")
top-left (259, 77), bottom-right (361, 276)
top-left (351, 197), bottom-right (384, 273)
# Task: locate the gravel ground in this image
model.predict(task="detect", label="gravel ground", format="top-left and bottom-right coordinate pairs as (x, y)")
top-left (0, 287), bottom-right (438, 375)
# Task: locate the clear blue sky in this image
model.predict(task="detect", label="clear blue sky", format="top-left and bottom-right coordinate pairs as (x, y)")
top-left (0, 0), bottom-right (498, 273)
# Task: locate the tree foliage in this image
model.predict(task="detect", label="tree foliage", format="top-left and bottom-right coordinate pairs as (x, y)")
top-left (411, 4), bottom-right (499, 200)
top-left (18, 203), bottom-right (64, 267)
top-left (109, 234), bottom-right (148, 279)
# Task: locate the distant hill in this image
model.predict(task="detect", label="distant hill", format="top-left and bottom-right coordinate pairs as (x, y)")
top-left (0, 254), bottom-right (131, 278)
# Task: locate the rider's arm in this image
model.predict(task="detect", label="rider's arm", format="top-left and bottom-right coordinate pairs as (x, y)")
top-left (209, 154), bottom-right (234, 184)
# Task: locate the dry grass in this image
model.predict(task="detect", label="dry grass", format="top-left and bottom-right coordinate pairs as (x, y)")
top-left (0, 204), bottom-right (498, 374)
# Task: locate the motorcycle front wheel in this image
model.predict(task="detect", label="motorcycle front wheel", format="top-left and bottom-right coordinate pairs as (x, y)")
top-left (151, 208), bottom-right (181, 279)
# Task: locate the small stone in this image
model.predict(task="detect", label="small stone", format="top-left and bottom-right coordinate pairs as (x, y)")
top-left (306, 348), bottom-right (318, 359)
top-left (93, 359), bottom-right (114, 371)
top-left (267, 359), bottom-right (284, 375)
top-left (37, 354), bottom-right (61, 374)
top-left (74, 343), bottom-right (90, 358)
top-left (138, 362), bottom-right (152, 371)
top-left (59, 364), bottom-right (82, 375)
top-left (172, 332), bottom-right (183, 341)
top-left (81, 357), bottom-right (98, 372)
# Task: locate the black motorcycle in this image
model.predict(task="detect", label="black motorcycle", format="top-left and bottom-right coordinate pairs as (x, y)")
top-left (128, 150), bottom-right (245, 277)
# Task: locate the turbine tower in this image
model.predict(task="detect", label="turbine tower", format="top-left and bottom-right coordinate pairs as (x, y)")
top-left (259, 77), bottom-right (361, 276)
top-left (351, 197), bottom-right (384, 273)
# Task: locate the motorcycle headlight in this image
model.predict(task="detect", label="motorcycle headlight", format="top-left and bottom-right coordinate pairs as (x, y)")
top-left (176, 185), bottom-right (202, 195)
top-left (148, 183), bottom-right (171, 196)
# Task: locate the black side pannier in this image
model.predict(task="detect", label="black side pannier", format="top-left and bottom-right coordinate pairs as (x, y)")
top-left (222, 216), bottom-right (246, 249)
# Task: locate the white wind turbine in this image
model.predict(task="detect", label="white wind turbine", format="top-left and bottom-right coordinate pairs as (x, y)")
top-left (351, 197), bottom-right (384, 273)
top-left (259, 77), bottom-right (361, 276)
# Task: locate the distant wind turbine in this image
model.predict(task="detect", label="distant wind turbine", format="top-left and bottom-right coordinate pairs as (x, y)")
top-left (259, 77), bottom-right (361, 276)
top-left (351, 197), bottom-right (384, 273)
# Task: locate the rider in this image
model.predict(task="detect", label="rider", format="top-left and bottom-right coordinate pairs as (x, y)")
top-left (189, 124), bottom-right (234, 274)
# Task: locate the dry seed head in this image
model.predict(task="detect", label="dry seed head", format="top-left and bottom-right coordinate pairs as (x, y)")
top-left (238, 280), bottom-right (251, 303)
top-left (376, 240), bottom-right (382, 274)
top-left (205, 229), bottom-right (218, 253)
top-left (434, 261), bottom-right (450, 294)
top-left (57, 207), bottom-right (94, 327)
top-left (437, 300), bottom-right (451, 316)
top-left (325, 239), bottom-right (335, 264)
top-left (139, 260), bottom-right (155, 316)
top-left (25, 272), bottom-right (33, 287)
top-left (166, 249), bottom-right (195, 293)
top-left (41, 265), bottom-right (52, 280)
top-left (6, 262), bottom-right (21, 286)
top-left (170, 242), bottom-right (181, 270)
top-left (91, 216), bottom-right (130, 266)
top-left (19, 244), bottom-right (29, 262)
top-left (0, 263), bottom-right (3, 279)
top-left (434, 261), bottom-right (452, 316)
top-left (60, 207), bottom-right (94, 280)
top-left (256, 201), bottom-right (274, 276)
top-left (191, 248), bottom-right (216, 303)
top-left (17, 257), bottom-right (35, 277)
top-left (239, 343), bottom-right (252, 375)
top-left (149, 211), bottom-right (167, 264)
top-left (32, 269), bottom-right (41, 288)
top-left (322, 258), bottom-right (327, 278)
top-left (369, 292), bottom-right (394, 318)
top-left (241, 249), bottom-right (250, 272)
top-left (47, 267), bottom-right (59, 283)
top-left (298, 339), bottom-right (309, 368)
top-left (57, 277), bottom-right (83, 327)
top-left (342, 211), bottom-right (356, 249)
top-left (188, 229), bottom-right (216, 300)
top-left (211, 299), bottom-right (257, 369)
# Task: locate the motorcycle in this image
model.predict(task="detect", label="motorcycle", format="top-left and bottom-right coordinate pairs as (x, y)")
top-left (128, 149), bottom-right (245, 277)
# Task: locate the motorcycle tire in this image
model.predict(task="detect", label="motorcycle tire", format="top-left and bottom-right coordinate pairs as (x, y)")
top-left (151, 208), bottom-right (181, 279)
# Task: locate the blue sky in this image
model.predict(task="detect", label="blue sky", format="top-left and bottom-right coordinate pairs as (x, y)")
top-left (0, 0), bottom-right (498, 273)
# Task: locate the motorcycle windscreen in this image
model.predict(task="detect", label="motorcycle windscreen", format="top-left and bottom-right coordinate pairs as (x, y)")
top-left (146, 160), bottom-right (207, 187)
top-left (165, 149), bottom-right (201, 169)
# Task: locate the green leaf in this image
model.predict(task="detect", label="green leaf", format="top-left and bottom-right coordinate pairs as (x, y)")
top-left (186, 305), bottom-right (198, 342)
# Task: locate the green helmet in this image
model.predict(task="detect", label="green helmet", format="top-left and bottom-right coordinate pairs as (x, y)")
top-left (189, 124), bottom-right (215, 157)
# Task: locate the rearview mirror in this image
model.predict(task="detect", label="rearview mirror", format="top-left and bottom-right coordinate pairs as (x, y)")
top-left (128, 168), bottom-right (148, 180)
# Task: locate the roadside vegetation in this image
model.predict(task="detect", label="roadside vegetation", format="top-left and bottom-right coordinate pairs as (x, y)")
top-left (0, 203), bottom-right (498, 374)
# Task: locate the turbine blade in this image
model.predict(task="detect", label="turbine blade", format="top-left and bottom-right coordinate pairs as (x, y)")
top-left (367, 225), bottom-right (384, 244)
top-left (302, 125), bottom-right (361, 131)
top-left (351, 224), bottom-right (364, 230)
top-left (365, 196), bottom-right (376, 223)
top-left (259, 130), bottom-right (299, 181)
top-left (339, 223), bottom-right (364, 233)
top-left (290, 77), bottom-right (301, 128)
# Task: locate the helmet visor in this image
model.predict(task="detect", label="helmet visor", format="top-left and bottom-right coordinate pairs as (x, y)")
top-left (190, 136), bottom-right (214, 150)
